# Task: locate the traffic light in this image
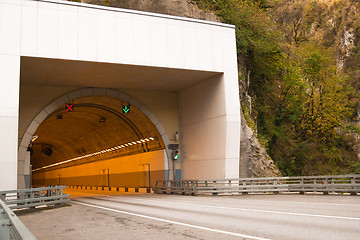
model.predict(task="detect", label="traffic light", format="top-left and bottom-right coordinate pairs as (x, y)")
top-left (172, 150), bottom-right (179, 160)
top-left (122, 104), bottom-right (130, 114)
top-left (65, 103), bottom-right (74, 112)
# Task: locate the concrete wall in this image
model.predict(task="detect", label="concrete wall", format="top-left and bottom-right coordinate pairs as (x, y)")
top-left (0, 0), bottom-right (240, 190)
top-left (32, 150), bottom-right (165, 187)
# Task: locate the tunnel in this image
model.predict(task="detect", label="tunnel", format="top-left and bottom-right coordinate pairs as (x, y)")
top-left (29, 95), bottom-right (166, 189)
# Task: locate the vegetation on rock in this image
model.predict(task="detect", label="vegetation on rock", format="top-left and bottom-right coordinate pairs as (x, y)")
top-left (193, 0), bottom-right (360, 175)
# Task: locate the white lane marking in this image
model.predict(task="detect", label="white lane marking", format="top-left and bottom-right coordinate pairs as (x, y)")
top-left (73, 200), bottom-right (270, 240)
top-left (106, 196), bottom-right (360, 221)
top-left (148, 195), bottom-right (360, 207)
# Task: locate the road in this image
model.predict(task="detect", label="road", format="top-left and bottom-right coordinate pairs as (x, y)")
top-left (18, 190), bottom-right (360, 240)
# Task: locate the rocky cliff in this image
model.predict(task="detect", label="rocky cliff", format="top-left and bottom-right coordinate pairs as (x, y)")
top-left (78, 0), bottom-right (219, 22)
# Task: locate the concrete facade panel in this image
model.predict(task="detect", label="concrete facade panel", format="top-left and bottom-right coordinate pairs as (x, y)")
top-left (133, 19), bottom-right (152, 66)
top-left (182, 159), bottom-right (225, 180)
top-left (93, 88), bottom-right (107, 96)
top-left (181, 116), bottom-right (227, 163)
top-left (197, 27), bottom-right (213, 71)
top-left (80, 88), bottom-right (94, 97)
top-left (0, 0), bottom-right (240, 189)
top-left (183, 26), bottom-right (199, 70)
top-left (117, 91), bottom-right (131, 102)
top-left (98, 12), bottom-right (117, 63)
top-left (211, 27), bottom-right (224, 72)
top-left (58, 5), bottom-right (79, 60)
top-left (179, 75), bottom-right (225, 126)
top-left (0, 3), bottom-right (21, 56)
top-left (67, 89), bottom-right (82, 101)
top-left (43, 101), bottom-right (59, 115)
top-left (128, 97), bottom-right (142, 109)
top-left (54, 94), bottom-right (70, 106)
top-left (78, 8), bottom-right (98, 61)
top-left (224, 121), bottom-right (241, 176)
top-left (167, 23), bottom-right (184, 69)
top-left (33, 110), bottom-right (49, 126)
top-left (20, 132), bottom-right (32, 149)
top-left (151, 21), bottom-right (168, 67)
top-left (155, 122), bottom-right (167, 136)
top-left (106, 88), bottom-right (119, 99)
top-left (0, 55), bottom-right (20, 116)
top-left (0, 162), bottom-right (17, 191)
top-left (18, 146), bottom-right (28, 162)
top-left (21, 4), bottom-right (38, 56)
top-left (26, 119), bottom-right (40, 135)
top-left (115, 16), bottom-right (135, 64)
top-left (0, 117), bottom-right (18, 163)
top-left (225, 157), bottom-right (240, 179)
top-left (37, 4), bottom-right (58, 58)
top-left (139, 105), bottom-right (152, 117)
top-left (0, 0), bottom-right (21, 4)
top-left (17, 159), bottom-right (25, 176)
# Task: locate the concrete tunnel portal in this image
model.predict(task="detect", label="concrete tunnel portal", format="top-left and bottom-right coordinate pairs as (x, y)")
top-left (29, 96), bottom-right (166, 189)
top-left (1, 1), bottom-right (241, 191)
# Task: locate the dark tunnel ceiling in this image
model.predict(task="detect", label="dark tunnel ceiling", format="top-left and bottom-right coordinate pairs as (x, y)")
top-left (31, 96), bottom-right (164, 170)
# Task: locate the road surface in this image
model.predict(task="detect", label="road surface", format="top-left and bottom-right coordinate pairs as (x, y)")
top-left (18, 190), bottom-right (360, 240)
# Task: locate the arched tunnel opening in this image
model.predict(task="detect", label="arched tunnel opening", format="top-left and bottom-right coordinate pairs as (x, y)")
top-left (29, 96), bottom-right (166, 189)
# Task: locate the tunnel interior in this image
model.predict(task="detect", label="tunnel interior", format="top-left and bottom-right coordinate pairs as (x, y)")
top-left (30, 96), bottom-right (166, 188)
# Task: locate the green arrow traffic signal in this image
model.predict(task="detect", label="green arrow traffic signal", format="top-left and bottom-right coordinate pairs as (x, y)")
top-left (122, 104), bottom-right (130, 113)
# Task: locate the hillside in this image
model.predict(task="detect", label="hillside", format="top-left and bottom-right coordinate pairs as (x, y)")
top-left (193, 0), bottom-right (360, 175)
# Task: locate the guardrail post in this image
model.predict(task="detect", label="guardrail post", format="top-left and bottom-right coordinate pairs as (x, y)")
top-left (313, 178), bottom-right (317, 192)
top-left (299, 178), bottom-right (305, 194)
top-left (242, 181), bottom-right (248, 195)
top-left (212, 181), bottom-right (218, 196)
top-left (0, 193), bottom-right (5, 201)
top-left (323, 178), bottom-right (329, 195)
top-left (350, 177), bottom-right (357, 196)
top-left (191, 181), bottom-right (195, 196)
top-left (273, 179), bottom-right (279, 195)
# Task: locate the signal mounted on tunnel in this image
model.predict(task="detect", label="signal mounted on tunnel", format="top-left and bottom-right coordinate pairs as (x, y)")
top-left (122, 103), bottom-right (130, 114)
top-left (168, 144), bottom-right (180, 160)
top-left (172, 150), bottom-right (179, 160)
top-left (65, 103), bottom-right (74, 112)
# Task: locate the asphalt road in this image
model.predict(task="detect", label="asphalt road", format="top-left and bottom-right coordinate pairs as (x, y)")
top-left (19, 190), bottom-right (360, 240)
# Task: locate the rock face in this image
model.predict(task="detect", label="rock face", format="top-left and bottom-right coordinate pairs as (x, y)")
top-left (240, 112), bottom-right (281, 178)
top-left (79, 0), bottom-right (220, 22)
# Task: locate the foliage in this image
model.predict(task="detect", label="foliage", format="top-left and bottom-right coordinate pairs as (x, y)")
top-left (194, 0), bottom-right (360, 176)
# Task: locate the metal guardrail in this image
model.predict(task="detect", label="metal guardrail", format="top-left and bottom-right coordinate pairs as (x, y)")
top-left (0, 199), bottom-right (37, 240)
top-left (153, 175), bottom-right (360, 196)
top-left (0, 186), bottom-right (70, 210)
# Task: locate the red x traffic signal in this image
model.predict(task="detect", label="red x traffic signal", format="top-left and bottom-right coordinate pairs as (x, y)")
top-left (65, 103), bottom-right (74, 112)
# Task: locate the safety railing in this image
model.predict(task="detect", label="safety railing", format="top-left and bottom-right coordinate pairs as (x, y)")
top-left (0, 199), bottom-right (37, 240)
top-left (153, 175), bottom-right (360, 196)
top-left (0, 186), bottom-right (70, 210)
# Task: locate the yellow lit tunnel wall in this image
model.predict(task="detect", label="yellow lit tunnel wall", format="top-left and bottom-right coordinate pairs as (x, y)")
top-left (32, 150), bottom-right (165, 188)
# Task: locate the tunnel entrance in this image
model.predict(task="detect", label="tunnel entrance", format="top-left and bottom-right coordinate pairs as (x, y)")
top-left (29, 95), bottom-right (166, 189)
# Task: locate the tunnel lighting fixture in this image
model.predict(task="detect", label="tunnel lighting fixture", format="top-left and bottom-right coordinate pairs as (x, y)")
top-left (32, 137), bottom-right (157, 172)
top-left (31, 135), bottom-right (38, 143)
